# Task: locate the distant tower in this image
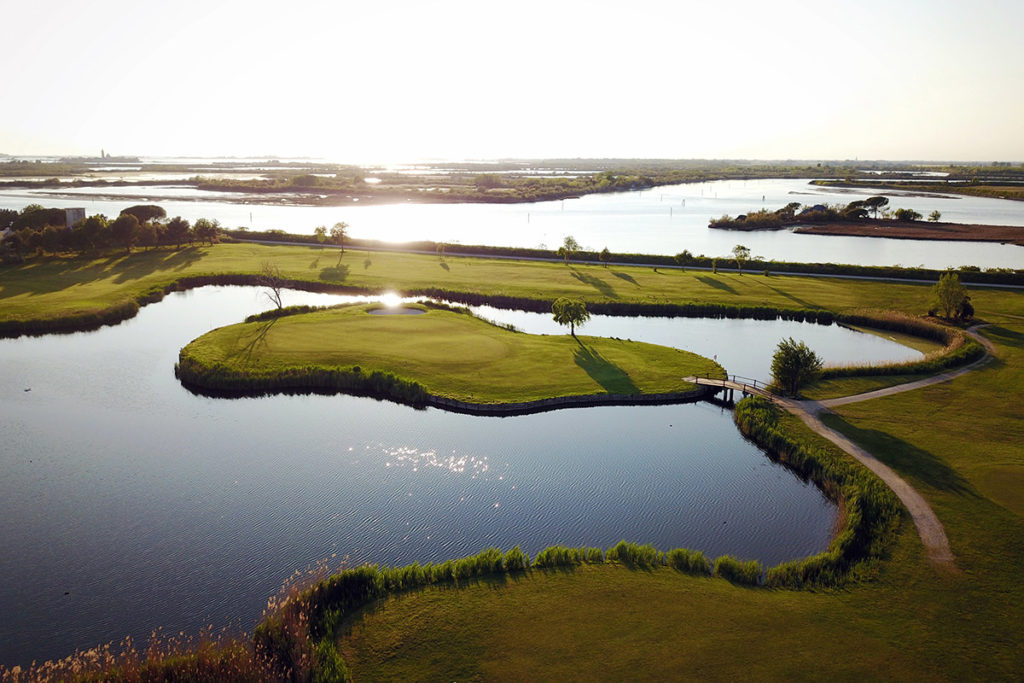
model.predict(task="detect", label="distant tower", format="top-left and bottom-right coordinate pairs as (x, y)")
top-left (101, 148), bottom-right (106, 158)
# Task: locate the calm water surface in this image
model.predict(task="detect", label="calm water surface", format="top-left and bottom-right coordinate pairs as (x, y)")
top-left (2, 177), bottom-right (1022, 268)
top-left (0, 287), bottom-right (922, 665)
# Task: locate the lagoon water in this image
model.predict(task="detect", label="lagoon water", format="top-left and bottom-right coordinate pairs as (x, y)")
top-left (0, 286), bottom-right (924, 665)
top-left (2, 177), bottom-right (1023, 269)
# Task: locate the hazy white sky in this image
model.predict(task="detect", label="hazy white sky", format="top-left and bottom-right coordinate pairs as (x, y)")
top-left (3, 0), bottom-right (1023, 162)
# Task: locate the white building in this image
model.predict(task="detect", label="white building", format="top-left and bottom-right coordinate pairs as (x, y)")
top-left (64, 207), bottom-right (86, 229)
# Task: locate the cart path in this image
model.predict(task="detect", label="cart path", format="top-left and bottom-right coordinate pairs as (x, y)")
top-left (687, 325), bottom-right (994, 568)
top-left (818, 325), bottom-right (995, 410)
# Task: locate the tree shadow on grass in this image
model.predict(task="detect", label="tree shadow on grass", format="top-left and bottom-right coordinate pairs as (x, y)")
top-left (111, 247), bottom-right (205, 283)
top-left (574, 344), bottom-right (638, 394)
top-left (696, 275), bottom-right (736, 294)
top-left (821, 413), bottom-right (977, 496)
top-left (319, 264), bottom-right (350, 282)
top-left (226, 319), bottom-right (277, 363)
top-left (611, 271), bottom-right (640, 286)
top-left (570, 269), bottom-right (617, 298)
top-left (439, 261), bottom-right (450, 271)
top-left (755, 279), bottom-right (816, 309)
top-left (983, 325), bottom-right (1024, 350)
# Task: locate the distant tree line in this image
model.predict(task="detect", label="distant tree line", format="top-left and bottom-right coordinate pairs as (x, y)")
top-left (0, 203), bottom-right (222, 262)
top-left (708, 196), bottom-right (940, 230)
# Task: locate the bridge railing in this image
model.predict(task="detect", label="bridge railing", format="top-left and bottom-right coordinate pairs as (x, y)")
top-left (689, 372), bottom-right (771, 395)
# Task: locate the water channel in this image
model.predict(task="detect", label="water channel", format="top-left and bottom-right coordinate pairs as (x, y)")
top-left (2, 177), bottom-right (1023, 269)
top-left (0, 286), bottom-right (924, 665)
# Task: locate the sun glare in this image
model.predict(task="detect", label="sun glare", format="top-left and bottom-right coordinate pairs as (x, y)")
top-left (380, 292), bottom-right (402, 308)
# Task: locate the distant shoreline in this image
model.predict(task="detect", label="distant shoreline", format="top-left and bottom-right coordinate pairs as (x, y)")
top-left (793, 220), bottom-right (1024, 246)
top-left (710, 216), bottom-right (1024, 246)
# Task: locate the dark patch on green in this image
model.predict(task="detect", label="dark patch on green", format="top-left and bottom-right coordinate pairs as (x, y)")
top-left (985, 325), bottom-right (1024, 349)
top-left (570, 269), bottom-right (617, 298)
top-left (696, 275), bottom-right (736, 294)
top-left (319, 264), bottom-right (350, 282)
top-left (573, 345), bottom-right (638, 394)
top-left (756, 280), bottom-right (817, 309)
top-left (821, 413), bottom-right (977, 496)
top-left (611, 271), bottom-right (640, 286)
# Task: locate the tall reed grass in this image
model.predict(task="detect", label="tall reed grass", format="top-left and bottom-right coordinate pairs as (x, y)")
top-left (733, 397), bottom-right (903, 588)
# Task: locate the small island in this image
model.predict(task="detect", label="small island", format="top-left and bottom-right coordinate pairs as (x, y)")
top-left (708, 198), bottom-right (1024, 245)
top-left (175, 302), bottom-right (724, 412)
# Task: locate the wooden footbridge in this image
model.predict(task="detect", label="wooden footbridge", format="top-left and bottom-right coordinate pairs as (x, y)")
top-left (683, 374), bottom-right (773, 402)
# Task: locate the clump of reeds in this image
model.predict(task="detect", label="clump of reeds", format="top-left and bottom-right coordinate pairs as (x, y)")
top-left (605, 540), bottom-right (662, 568)
top-left (666, 547), bottom-right (712, 575)
top-left (713, 556), bottom-right (764, 585)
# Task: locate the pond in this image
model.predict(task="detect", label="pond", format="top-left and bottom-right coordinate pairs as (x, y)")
top-left (0, 286), bottom-right (922, 665)
top-left (2, 177), bottom-right (1022, 269)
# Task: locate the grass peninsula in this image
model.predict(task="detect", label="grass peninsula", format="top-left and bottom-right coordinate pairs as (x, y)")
top-left (176, 303), bottom-right (723, 407)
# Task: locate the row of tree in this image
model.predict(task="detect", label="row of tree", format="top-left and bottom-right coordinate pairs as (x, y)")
top-left (0, 204), bottom-right (222, 262)
top-left (709, 197), bottom-right (941, 230)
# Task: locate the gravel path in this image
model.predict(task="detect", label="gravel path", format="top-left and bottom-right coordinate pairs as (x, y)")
top-left (689, 325), bottom-right (995, 569)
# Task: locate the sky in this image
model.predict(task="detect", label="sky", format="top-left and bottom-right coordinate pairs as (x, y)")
top-left (3, 0), bottom-right (1023, 162)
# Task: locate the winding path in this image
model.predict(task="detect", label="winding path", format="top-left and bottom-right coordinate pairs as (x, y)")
top-left (686, 325), bottom-right (994, 569)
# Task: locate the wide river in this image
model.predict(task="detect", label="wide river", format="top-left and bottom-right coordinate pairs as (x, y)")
top-left (0, 286), bottom-right (926, 666)
top-left (2, 177), bottom-right (1023, 269)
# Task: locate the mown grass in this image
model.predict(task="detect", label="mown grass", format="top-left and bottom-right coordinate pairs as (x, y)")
top-left (328, 303), bottom-right (1024, 679)
top-left (177, 303), bottom-right (722, 404)
top-left (5, 244), bottom-right (1024, 679)
top-left (802, 373), bottom-right (932, 400)
top-left (0, 242), bottom-right (968, 329)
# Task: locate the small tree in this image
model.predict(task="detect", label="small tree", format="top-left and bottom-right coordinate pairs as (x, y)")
top-left (109, 213), bottom-right (140, 254)
top-left (931, 270), bottom-right (971, 320)
top-left (599, 247), bottom-right (611, 267)
top-left (166, 216), bottom-right (191, 249)
top-left (894, 207), bottom-right (922, 222)
top-left (732, 244), bottom-right (750, 274)
top-left (193, 218), bottom-right (221, 245)
top-left (314, 225), bottom-right (327, 248)
top-left (260, 261), bottom-right (285, 309)
top-left (771, 338), bottom-right (823, 397)
top-left (330, 221), bottom-right (349, 261)
top-left (864, 196), bottom-right (889, 218)
top-left (121, 204), bottom-right (166, 224)
top-left (552, 297), bottom-right (590, 338)
top-left (928, 210), bottom-right (942, 222)
top-left (558, 235), bottom-right (580, 265)
top-left (138, 222), bottom-right (159, 250)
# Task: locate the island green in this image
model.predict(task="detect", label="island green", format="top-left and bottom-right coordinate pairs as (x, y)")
top-left (176, 303), bottom-right (722, 405)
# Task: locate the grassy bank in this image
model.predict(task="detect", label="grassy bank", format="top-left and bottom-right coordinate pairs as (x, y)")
top-left (326, 309), bottom-right (1024, 678)
top-left (4, 243), bottom-right (1024, 680)
top-left (176, 303), bottom-right (722, 405)
top-left (1, 241), bottom-right (999, 336)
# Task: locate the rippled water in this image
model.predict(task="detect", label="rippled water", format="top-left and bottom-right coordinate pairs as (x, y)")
top-left (0, 287), bottom-right (922, 665)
